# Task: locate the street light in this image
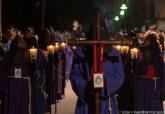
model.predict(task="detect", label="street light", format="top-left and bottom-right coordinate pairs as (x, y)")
top-left (120, 10), bottom-right (125, 16)
top-left (114, 16), bottom-right (120, 21)
top-left (120, 4), bottom-right (128, 10)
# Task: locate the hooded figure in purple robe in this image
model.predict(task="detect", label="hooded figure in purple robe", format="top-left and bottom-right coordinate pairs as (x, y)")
top-left (70, 45), bottom-right (125, 114)
top-left (0, 32), bottom-right (48, 114)
top-left (135, 34), bottom-right (164, 111)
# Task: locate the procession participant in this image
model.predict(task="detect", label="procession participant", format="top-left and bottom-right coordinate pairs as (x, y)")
top-left (135, 33), bottom-right (164, 111)
top-left (70, 44), bottom-right (125, 114)
top-left (1, 28), bottom-right (48, 114)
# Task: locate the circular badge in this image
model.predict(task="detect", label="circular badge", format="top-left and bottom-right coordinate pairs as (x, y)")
top-left (16, 70), bottom-right (21, 76)
top-left (95, 76), bottom-right (102, 85)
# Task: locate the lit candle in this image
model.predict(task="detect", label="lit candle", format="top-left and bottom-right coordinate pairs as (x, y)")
top-left (72, 46), bottom-right (77, 50)
top-left (29, 47), bottom-right (37, 60)
top-left (122, 46), bottom-right (129, 54)
top-left (116, 45), bottom-right (121, 52)
top-left (47, 45), bottom-right (55, 54)
top-left (55, 43), bottom-right (60, 52)
top-left (120, 46), bottom-right (124, 54)
top-left (130, 48), bottom-right (139, 59)
top-left (60, 42), bottom-right (67, 50)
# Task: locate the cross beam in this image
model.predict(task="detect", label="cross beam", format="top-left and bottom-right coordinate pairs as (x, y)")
top-left (67, 39), bottom-right (123, 45)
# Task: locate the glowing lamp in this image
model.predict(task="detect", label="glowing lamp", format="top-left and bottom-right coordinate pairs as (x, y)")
top-left (47, 45), bottom-right (55, 54)
top-left (55, 43), bottom-right (60, 52)
top-left (60, 42), bottom-right (67, 50)
top-left (120, 10), bottom-right (125, 16)
top-left (130, 48), bottom-right (139, 59)
top-left (121, 45), bottom-right (129, 54)
top-left (29, 46), bottom-right (37, 60)
top-left (114, 16), bottom-right (120, 21)
top-left (120, 4), bottom-right (128, 10)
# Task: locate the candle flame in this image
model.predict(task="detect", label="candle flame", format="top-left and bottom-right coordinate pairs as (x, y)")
top-left (130, 48), bottom-right (139, 59)
top-left (29, 46), bottom-right (37, 59)
top-left (47, 45), bottom-right (55, 54)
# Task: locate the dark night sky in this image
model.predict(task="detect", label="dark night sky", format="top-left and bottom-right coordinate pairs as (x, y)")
top-left (2, 0), bottom-right (99, 31)
top-left (3, 0), bottom-right (147, 32)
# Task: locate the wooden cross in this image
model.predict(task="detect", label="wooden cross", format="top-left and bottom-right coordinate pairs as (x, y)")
top-left (67, 14), bottom-right (123, 114)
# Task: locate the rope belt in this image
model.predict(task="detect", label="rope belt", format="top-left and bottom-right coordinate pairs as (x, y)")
top-left (138, 75), bottom-right (160, 91)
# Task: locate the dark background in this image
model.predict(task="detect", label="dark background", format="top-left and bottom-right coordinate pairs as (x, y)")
top-left (2, 0), bottom-right (98, 31)
top-left (2, 0), bottom-right (156, 32)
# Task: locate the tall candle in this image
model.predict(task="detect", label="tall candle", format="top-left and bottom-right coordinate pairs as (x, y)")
top-left (120, 46), bottom-right (124, 54)
top-left (55, 43), bottom-right (60, 52)
top-left (47, 45), bottom-right (55, 54)
top-left (122, 46), bottom-right (129, 54)
top-left (116, 45), bottom-right (121, 52)
top-left (61, 42), bottom-right (67, 50)
top-left (29, 47), bottom-right (37, 60)
top-left (130, 48), bottom-right (139, 59)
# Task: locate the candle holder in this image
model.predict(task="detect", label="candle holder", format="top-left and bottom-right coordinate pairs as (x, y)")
top-left (28, 47), bottom-right (38, 114)
top-left (47, 45), bottom-right (55, 55)
top-left (116, 45), bottom-right (121, 52)
top-left (113, 45), bottom-right (122, 53)
top-left (54, 43), bottom-right (60, 52)
top-left (29, 46), bottom-right (38, 60)
top-left (130, 48), bottom-right (139, 59)
top-left (122, 45), bottom-right (129, 54)
top-left (60, 42), bottom-right (67, 50)
top-left (28, 46), bottom-right (38, 77)
top-left (47, 45), bottom-right (56, 64)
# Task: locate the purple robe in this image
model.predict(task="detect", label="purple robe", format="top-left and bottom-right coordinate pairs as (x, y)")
top-left (46, 49), bottom-right (69, 107)
top-left (135, 56), bottom-right (164, 111)
top-left (4, 78), bottom-right (30, 114)
top-left (65, 46), bottom-right (73, 79)
top-left (1, 49), bottom-right (48, 114)
top-left (70, 47), bottom-right (125, 114)
top-left (117, 54), bottom-right (135, 111)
